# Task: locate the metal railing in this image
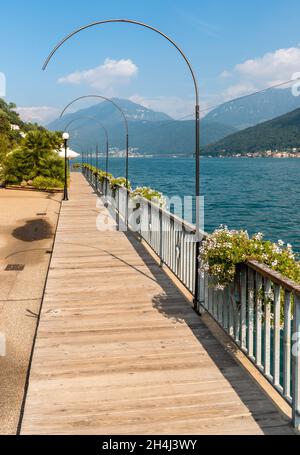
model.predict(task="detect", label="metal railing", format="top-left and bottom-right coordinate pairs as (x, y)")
top-left (201, 260), bottom-right (300, 426)
top-left (84, 166), bottom-right (199, 294)
top-left (83, 165), bottom-right (300, 430)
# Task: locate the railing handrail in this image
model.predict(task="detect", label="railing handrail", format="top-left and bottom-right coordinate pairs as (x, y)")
top-left (86, 168), bottom-right (299, 295)
top-left (247, 259), bottom-right (300, 295)
top-left (109, 180), bottom-right (204, 236)
top-left (89, 169), bottom-right (300, 294)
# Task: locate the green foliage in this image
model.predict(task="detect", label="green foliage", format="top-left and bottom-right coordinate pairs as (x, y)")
top-left (0, 134), bottom-right (9, 163)
top-left (0, 99), bottom-right (25, 155)
top-left (3, 130), bottom-right (64, 185)
top-left (200, 227), bottom-right (300, 288)
top-left (31, 176), bottom-right (64, 190)
top-left (82, 163), bottom-right (114, 184)
top-left (22, 129), bottom-right (62, 153)
top-left (99, 171), bottom-right (113, 183)
top-left (0, 110), bottom-right (11, 136)
top-left (0, 99), bottom-right (65, 189)
top-left (82, 163), bottom-right (164, 207)
top-left (0, 99), bottom-right (23, 127)
top-left (204, 107), bottom-right (300, 155)
top-left (110, 176), bottom-right (131, 190)
top-left (131, 186), bottom-right (166, 207)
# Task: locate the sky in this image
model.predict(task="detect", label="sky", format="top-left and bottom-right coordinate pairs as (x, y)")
top-left (1, 0), bottom-right (300, 123)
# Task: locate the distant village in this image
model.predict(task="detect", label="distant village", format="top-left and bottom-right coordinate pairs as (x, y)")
top-left (209, 148), bottom-right (300, 158)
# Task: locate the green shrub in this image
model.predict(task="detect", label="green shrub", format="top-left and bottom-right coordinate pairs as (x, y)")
top-left (3, 130), bottom-right (64, 185)
top-left (131, 186), bottom-right (166, 207)
top-left (200, 226), bottom-right (300, 289)
top-left (32, 176), bottom-right (64, 190)
top-left (110, 176), bottom-right (131, 190)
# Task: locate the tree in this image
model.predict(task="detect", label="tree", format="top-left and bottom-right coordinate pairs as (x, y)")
top-left (0, 134), bottom-right (9, 161)
top-left (0, 110), bottom-right (11, 135)
top-left (3, 130), bottom-right (64, 185)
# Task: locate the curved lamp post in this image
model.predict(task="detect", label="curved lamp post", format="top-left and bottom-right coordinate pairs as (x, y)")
top-left (59, 95), bottom-right (128, 202)
top-left (43, 18), bottom-right (201, 307)
top-left (59, 95), bottom-right (129, 221)
top-left (62, 132), bottom-right (69, 201)
top-left (63, 115), bottom-right (109, 193)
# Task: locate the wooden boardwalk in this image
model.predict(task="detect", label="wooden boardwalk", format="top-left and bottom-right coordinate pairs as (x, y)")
top-left (20, 173), bottom-right (294, 435)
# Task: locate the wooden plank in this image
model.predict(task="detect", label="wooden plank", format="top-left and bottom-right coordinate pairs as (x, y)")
top-left (20, 174), bottom-right (294, 435)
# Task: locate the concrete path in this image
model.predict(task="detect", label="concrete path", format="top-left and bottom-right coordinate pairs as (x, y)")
top-left (20, 174), bottom-right (294, 435)
top-left (0, 188), bottom-right (61, 434)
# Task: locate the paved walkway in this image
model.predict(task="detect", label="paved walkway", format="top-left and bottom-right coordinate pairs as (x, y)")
top-left (20, 173), bottom-right (294, 435)
top-left (0, 188), bottom-right (61, 434)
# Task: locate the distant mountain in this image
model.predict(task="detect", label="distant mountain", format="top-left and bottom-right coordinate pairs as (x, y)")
top-left (48, 98), bottom-right (237, 155)
top-left (203, 106), bottom-right (300, 155)
top-left (49, 98), bottom-right (172, 130)
top-left (204, 88), bottom-right (300, 130)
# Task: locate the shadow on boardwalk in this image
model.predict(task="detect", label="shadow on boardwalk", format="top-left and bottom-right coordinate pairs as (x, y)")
top-left (124, 231), bottom-right (293, 435)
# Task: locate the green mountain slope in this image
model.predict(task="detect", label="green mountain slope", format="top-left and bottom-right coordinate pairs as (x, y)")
top-left (203, 106), bottom-right (300, 155)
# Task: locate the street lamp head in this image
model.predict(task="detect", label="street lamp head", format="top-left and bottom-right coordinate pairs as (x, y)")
top-left (62, 132), bottom-right (70, 140)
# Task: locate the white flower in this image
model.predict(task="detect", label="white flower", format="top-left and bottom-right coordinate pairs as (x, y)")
top-left (215, 284), bottom-right (226, 291)
top-left (266, 289), bottom-right (274, 300)
top-left (272, 245), bottom-right (282, 254)
top-left (253, 232), bottom-right (264, 241)
top-left (278, 240), bottom-right (285, 247)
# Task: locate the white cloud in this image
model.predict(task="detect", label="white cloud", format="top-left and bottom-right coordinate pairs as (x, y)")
top-left (220, 70), bottom-right (232, 79)
top-left (220, 47), bottom-right (300, 100)
top-left (17, 106), bottom-right (60, 125)
top-left (58, 58), bottom-right (138, 93)
top-left (234, 47), bottom-right (300, 83)
top-left (221, 83), bottom-right (258, 101)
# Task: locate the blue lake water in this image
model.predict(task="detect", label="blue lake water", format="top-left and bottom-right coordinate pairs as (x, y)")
top-left (82, 157), bottom-right (300, 252)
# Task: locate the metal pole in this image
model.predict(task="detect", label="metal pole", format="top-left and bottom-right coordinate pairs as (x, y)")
top-left (95, 144), bottom-right (99, 192)
top-left (60, 98), bottom-right (128, 203)
top-left (194, 104), bottom-right (200, 310)
top-left (59, 95), bottom-right (129, 220)
top-left (105, 138), bottom-right (109, 197)
top-left (44, 20), bottom-right (200, 304)
top-left (63, 138), bottom-right (68, 201)
top-left (125, 132), bottom-right (129, 228)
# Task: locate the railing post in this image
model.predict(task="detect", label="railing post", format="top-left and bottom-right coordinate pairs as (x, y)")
top-left (116, 187), bottom-right (120, 232)
top-left (292, 293), bottom-right (300, 431)
top-left (240, 265), bottom-right (247, 351)
top-left (159, 209), bottom-right (163, 267)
